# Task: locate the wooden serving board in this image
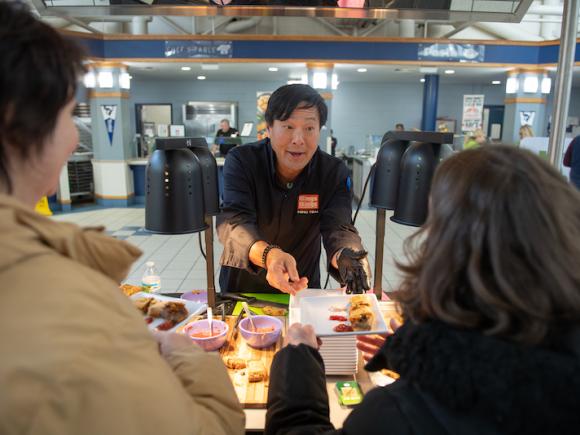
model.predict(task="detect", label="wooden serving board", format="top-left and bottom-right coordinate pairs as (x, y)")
top-left (177, 315), bottom-right (286, 409)
top-left (219, 315), bottom-right (286, 409)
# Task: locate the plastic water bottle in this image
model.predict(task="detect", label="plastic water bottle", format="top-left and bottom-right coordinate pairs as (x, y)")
top-left (141, 261), bottom-right (161, 293)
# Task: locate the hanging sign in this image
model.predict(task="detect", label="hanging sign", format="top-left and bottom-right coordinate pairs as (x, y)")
top-left (461, 95), bottom-right (485, 132)
top-left (165, 40), bottom-right (233, 58)
top-left (418, 43), bottom-right (485, 63)
top-left (100, 105), bottom-right (117, 146)
top-left (520, 111), bottom-right (536, 126)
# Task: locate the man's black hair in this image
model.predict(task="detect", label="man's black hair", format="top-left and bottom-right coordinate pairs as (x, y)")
top-left (0, 0), bottom-right (84, 192)
top-left (265, 84), bottom-right (328, 128)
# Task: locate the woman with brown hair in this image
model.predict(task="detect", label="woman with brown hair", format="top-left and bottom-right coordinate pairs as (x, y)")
top-left (266, 145), bottom-right (580, 434)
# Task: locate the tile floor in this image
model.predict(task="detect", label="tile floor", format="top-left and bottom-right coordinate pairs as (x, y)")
top-left (53, 206), bottom-right (416, 294)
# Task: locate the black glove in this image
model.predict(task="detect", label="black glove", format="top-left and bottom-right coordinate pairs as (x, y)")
top-left (337, 248), bottom-right (372, 294)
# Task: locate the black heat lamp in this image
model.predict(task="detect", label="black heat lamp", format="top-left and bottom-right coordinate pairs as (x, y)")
top-left (370, 131), bottom-right (453, 299)
top-left (145, 137), bottom-right (220, 308)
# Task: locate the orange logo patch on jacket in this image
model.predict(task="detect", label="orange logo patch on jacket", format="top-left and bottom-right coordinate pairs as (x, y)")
top-left (297, 194), bottom-right (319, 214)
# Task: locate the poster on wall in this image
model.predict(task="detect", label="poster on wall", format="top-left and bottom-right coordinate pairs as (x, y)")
top-left (461, 95), bottom-right (485, 133)
top-left (256, 91), bottom-right (272, 140)
top-left (100, 105), bottom-right (117, 146)
top-left (519, 111), bottom-right (536, 126)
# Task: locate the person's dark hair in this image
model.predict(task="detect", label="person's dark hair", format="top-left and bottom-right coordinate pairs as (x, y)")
top-left (265, 84), bottom-right (327, 128)
top-left (395, 123), bottom-right (404, 129)
top-left (220, 119), bottom-right (230, 124)
top-left (395, 145), bottom-right (580, 345)
top-left (0, 1), bottom-right (85, 193)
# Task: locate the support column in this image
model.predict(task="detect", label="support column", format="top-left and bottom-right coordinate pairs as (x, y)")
top-left (502, 69), bottom-right (550, 145)
top-left (421, 74), bottom-right (439, 132)
top-left (87, 61), bottom-right (135, 207)
top-left (307, 62), bottom-right (334, 153)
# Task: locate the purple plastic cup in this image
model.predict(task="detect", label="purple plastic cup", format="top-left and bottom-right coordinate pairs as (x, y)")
top-left (239, 315), bottom-right (283, 349)
top-left (184, 319), bottom-right (228, 351)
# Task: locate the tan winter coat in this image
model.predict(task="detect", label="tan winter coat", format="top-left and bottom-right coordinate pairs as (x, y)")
top-left (0, 195), bottom-right (245, 435)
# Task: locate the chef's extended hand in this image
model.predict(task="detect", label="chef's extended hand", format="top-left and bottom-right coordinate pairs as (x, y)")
top-left (337, 248), bottom-right (372, 294)
top-left (265, 248), bottom-right (308, 295)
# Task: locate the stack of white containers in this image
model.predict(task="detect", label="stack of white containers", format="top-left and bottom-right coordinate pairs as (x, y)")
top-left (289, 289), bottom-right (359, 375)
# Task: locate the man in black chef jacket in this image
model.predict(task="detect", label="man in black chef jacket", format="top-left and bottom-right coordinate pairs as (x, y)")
top-left (217, 84), bottom-right (371, 295)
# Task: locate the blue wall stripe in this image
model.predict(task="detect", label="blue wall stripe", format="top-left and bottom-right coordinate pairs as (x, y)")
top-left (74, 37), bottom-right (579, 65)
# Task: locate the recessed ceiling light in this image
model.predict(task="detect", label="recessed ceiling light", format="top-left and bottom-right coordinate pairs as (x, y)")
top-left (268, 67), bottom-right (279, 72)
top-left (201, 64), bottom-right (220, 71)
top-left (197, 75), bottom-right (206, 80)
top-left (444, 69), bottom-right (455, 74)
top-left (181, 66), bottom-right (191, 71)
top-left (357, 68), bottom-right (367, 73)
top-left (492, 80), bottom-right (501, 85)
top-left (420, 78), bottom-right (425, 83)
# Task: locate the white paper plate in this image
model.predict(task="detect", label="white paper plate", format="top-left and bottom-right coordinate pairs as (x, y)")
top-left (299, 294), bottom-right (388, 337)
top-left (130, 292), bottom-right (206, 332)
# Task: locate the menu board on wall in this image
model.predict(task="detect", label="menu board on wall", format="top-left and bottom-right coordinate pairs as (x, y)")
top-left (461, 95), bottom-right (485, 133)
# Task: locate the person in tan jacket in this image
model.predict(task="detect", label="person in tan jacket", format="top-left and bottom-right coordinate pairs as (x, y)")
top-left (0, 2), bottom-right (244, 434)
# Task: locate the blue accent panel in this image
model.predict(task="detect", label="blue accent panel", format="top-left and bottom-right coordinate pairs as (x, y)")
top-left (104, 40), bottom-right (166, 58)
top-left (346, 176), bottom-right (351, 192)
top-left (421, 74), bottom-right (439, 132)
top-left (72, 37), bottom-right (105, 58)
top-left (129, 164), bottom-right (146, 196)
top-left (96, 197), bottom-right (135, 207)
top-left (61, 203), bottom-right (72, 212)
top-left (234, 40), bottom-right (419, 61)
top-left (483, 45), bottom-right (541, 64)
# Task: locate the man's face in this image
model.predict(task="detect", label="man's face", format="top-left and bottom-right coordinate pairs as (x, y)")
top-left (267, 105), bottom-right (321, 177)
top-left (220, 121), bottom-right (229, 132)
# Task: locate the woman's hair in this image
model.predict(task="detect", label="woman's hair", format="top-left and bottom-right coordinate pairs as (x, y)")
top-left (265, 84), bottom-right (328, 128)
top-left (396, 145), bottom-right (580, 344)
top-left (0, 1), bottom-right (84, 192)
top-left (519, 124), bottom-right (535, 139)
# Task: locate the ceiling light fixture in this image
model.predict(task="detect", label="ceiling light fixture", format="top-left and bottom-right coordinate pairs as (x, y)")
top-left (420, 78), bottom-right (425, 83)
top-left (492, 80), bottom-right (501, 85)
top-left (181, 66), bottom-right (191, 71)
top-left (197, 75), bottom-right (206, 80)
top-left (268, 67), bottom-right (279, 72)
top-left (444, 69), bottom-right (455, 75)
top-left (357, 68), bottom-right (367, 73)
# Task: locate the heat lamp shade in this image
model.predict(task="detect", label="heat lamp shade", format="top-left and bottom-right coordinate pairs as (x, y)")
top-left (370, 139), bottom-right (409, 210)
top-left (391, 142), bottom-right (436, 227)
top-left (145, 148), bottom-right (206, 234)
top-left (187, 145), bottom-right (220, 216)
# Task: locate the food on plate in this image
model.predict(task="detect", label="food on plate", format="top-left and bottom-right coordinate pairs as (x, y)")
top-left (349, 306), bottom-right (374, 331)
top-left (329, 315), bottom-right (348, 322)
top-left (224, 357), bottom-right (247, 370)
top-left (157, 320), bottom-right (175, 331)
top-left (248, 360), bottom-right (267, 383)
top-left (133, 297), bottom-right (155, 313)
top-left (328, 304), bottom-right (347, 312)
top-left (147, 300), bottom-right (189, 323)
top-left (121, 283), bottom-right (142, 297)
top-left (350, 294), bottom-right (372, 309)
top-left (334, 323), bottom-right (354, 333)
top-left (381, 369), bottom-right (400, 380)
top-left (348, 295), bottom-right (374, 331)
top-left (262, 306), bottom-right (288, 316)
